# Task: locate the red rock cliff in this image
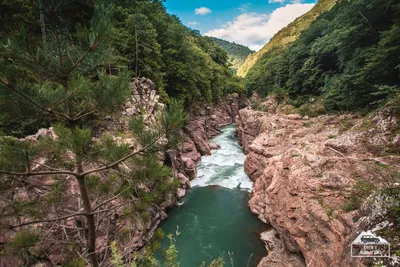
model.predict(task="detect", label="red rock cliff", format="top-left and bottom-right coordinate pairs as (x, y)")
top-left (236, 106), bottom-right (400, 267)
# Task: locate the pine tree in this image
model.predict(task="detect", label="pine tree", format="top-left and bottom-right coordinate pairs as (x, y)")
top-left (0, 0), bottom-right (186, 266)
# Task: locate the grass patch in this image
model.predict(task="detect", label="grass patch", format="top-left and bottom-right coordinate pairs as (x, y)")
top-left (318, 199), bottom-right (336, 220)
top-left (341, 179), bottom-right (376, 212)
top-left (339, 118), bottom-right (354, 131)
top-left (297, 101), bottom-right (325, 118)
top-left (251, 100), bottom-right (267, 112)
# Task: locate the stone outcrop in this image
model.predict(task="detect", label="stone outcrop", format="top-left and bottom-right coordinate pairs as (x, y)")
top-left (180, 93), bottom-right (244, 162)
top-left (236, 106), bottom-right (400, 267)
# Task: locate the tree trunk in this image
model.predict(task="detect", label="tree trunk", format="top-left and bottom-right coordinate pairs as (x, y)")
top-left (76, 158), bottom-right (98, 267)
top-left (39, 2), bottom-right (46, 44)
top-left (135, 26), bottom-right (139, 78)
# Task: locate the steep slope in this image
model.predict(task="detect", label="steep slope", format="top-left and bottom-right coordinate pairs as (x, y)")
top-left (237, 0), bottom-right (337, 77)
top-left (244, 0), bottom-right (400, 112)
top-left (207, 37), bottom-right (254, 73)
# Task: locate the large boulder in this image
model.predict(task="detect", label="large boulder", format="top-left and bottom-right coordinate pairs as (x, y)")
top-left (181, 157), bottom-right (197, 180)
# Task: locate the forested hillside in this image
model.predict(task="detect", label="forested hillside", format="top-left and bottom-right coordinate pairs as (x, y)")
top-left (244, 0), bottom-right (400, 113)
top-left (208, 37), bottom-right (254, 73)
top-left (0, 0), bottom-right (243, 136)
top-left (237, 0), bottom-right (337, 77)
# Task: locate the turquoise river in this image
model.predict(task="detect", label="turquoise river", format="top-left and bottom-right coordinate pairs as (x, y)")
top-left (159, 124), bottom-right (267, 266)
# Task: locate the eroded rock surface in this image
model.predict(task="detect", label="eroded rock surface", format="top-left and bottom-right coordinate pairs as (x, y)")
top-left (236, 107), bottom-right (400, 267)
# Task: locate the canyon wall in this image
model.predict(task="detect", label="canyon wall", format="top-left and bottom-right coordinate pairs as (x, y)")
top-left (236, 104), bottom-right (399, 267)
top-left (1, 78), bottom-right (245, 265)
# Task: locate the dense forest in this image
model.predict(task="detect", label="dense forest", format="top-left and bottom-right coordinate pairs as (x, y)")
top-left (208, 37), bottom-right (254, 73)
top-left (0, 0), bottom-right (244, 137)
top-left (237, 0), bottom-right (337, 77)
top-left (244, 0), bottom-right (400, 113)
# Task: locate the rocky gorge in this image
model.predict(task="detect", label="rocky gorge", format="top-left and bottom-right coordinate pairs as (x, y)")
top-left (0, 78), bottom-right (248, 266)
top-left (2, 78), bottom-right (398, 267)
top-left (236, 98), bottom-right (400, 267)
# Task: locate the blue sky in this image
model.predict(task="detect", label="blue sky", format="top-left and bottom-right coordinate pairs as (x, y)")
top-left (164, 0), bottom-right (317, 51)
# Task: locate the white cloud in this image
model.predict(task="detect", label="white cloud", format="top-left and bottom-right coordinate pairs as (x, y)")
top-left (188, 21), bottom-right (199, 26)
top-left (238, 3), bottom-right (251, 13)
top-left (269, 0), bottom-right (286, 3)
top-left (205, 3), bottom-right (314, 51)
top-left (195, 7), bottom-right (212, 15)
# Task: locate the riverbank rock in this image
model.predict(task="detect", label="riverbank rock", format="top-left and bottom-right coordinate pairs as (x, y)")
top-left (181, 157), bottom-right (197, 180)
top-left (237, 106), bottom-right (400, 267)
top-left (178, 173), bottom-right (191, 189)
top-left (177, 188), bottom-right (186, 198)
top-left (209, 142), bottom-right (221, 150)
top-left (258, 229), bottom-right (305, 267)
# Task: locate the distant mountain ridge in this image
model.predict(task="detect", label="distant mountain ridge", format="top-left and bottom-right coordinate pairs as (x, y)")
top-left (237, 0), bottom-right (337, 77)
top-left (207, 37), bottom-right (254, 73)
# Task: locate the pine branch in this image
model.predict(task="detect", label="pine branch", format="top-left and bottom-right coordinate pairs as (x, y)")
top-left (66, 35), bottom-right (107, 75)
top-left (74, 109), bottom-right (97, 121)
top-left (8, 212), bottom-right (88, 229)
top-left (82, 130), bottom-right (167, 176)
top-left (92, 192), bottom-right (124, 212)
top-left (82, 149), bottom-right (144, 177)
top-left (3, 44), bottom-right (60, 78)
top-left (31, 161), bottom-right (74, 174)
top-left (49, 87), bottom-right (80, 111)
top-left (0, 169), bottom-right (76, 177)
top-left (8, 200), bottom-right (133, 230)
top-left (0, 79), bottom-right (70, 121)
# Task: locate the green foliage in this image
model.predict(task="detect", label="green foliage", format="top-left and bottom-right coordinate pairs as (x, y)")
top-left (342, 179), bottom-right (376, 212)
top-left (165, 234), bottom-right (180, 267)
top-left (208, 37), bottom-right (254, 73)
top-left (245, 47), bottom-right (289, 97)
top-left (113, 10), bottom-right (164, 89)
top-left (200, 258), bottom-right (225, 267)
top-left (0, 0), bottom-right (131, 136)
top-left (380, 187), bottom-right (400, 230)
top-left (110, 232), bottom-right (225, 267)
top-left (238, 0), bottom-right (337, 77)
top-left (296, 100), bottom-right (325, 118)
top-left (245, 0), bottom-right (400, 113)
top-left (65, 258), bottom-right (87, 267)
top-left (7, 229), bottom-right (39, 259)
top-left (1, 0), bottom-right (243, 136)
top-left (111, 241), bottom-right (125, 267)
top-left (111, 1), bottom-right (242, 104)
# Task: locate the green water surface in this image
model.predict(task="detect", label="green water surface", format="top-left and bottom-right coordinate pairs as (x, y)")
top-left (158, 125), bottom-right (267, 266)
top-left (159, 187), bottom-right (267, 266)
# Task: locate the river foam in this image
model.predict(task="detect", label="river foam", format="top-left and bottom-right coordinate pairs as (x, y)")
top-left (191, 124), bottom-right (253, 191)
